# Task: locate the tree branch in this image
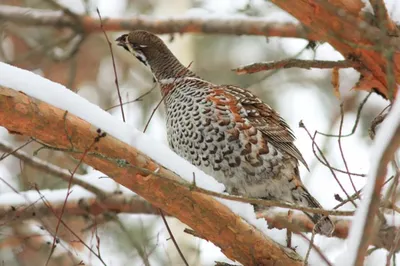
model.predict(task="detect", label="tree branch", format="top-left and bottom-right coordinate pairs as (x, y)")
top-left (3, 189), bottom-right (399, 253)
top-left (0, 141), bottom-right (107, 198)
top-left (0, 190), bottom-right (157, 224)
top-left (369, 0), bottom-right (397, 33)
top-left (270, 0), bottom-right (400, 100)
top-left (233, 59), bottom-right (359, 74)
top-left (0, 86), bottom-right (303, 266)
top-left (0, 5), bottom-right (315, 40)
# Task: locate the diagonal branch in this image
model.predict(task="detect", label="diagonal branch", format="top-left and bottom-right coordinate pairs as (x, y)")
top-left (0, 85), bottom-right (303, 266)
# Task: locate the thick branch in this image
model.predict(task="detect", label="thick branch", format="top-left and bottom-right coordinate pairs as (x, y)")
top-left (0, 5), bottom-right (315, 40)
top-left (0, 86), bottom-right (303, 266)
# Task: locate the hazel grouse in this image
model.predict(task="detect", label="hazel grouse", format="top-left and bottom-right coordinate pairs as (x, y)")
top-left (116, 30), bottom-right (335, 236)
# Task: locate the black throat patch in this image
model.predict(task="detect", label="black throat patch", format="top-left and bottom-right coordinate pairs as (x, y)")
top-left (135, 53), bottom-right (148, 66)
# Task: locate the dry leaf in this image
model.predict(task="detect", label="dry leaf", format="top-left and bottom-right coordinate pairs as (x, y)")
top-left (331, 67), bottom-right (340, 99)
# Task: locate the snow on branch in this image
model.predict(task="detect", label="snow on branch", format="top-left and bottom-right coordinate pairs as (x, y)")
top-left (0, 62), bottom-right (303, 265)
top-left (0, 5), bottom-right (313, 40)
top-left (337, 87), bottom-right (400, 266)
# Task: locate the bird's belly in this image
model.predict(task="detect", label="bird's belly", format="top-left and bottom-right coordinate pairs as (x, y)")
top-left (167, 122), bottom-right (297, 199)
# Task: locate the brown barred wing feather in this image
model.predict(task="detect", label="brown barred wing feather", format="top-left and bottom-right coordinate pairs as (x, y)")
top-left (224, 85), bottom-right (309, 170)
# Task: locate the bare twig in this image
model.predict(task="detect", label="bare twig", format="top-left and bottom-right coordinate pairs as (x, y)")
top-left (97, 9), bottom-right (125, 123)
top-left (317, 92), bottom-right (372, 138)
top-left (159, 209), bottom-right (189, 266)
top-left (0, 139), bottom-right (33, 161)
top-left (233, 59), bottom-right (358, 75)
top-left (300, 121), bottom-right (357, 207)
top-left (105, 86), bottom-right (156, 111)
top-left (36, 189), bottom-right (107, 266)
top-left (337, 104), bottom-right (358, 195)
top-left (45, 130), bottom-right (105, 266)
top-left (299, 232), bottom-right (332, 266)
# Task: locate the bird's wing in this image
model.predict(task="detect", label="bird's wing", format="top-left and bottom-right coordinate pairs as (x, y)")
top-left (223, 85), bottom-right (309, 170)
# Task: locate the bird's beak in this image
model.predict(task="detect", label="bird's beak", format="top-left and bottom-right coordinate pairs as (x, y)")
top-left (115, 34), bottom-right (129, 51)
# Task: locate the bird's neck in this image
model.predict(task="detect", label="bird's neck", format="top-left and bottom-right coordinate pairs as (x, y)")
top-left (143, 47), bottom-right (197, 82)
top-left (143, 49), bottom-right (197, 96)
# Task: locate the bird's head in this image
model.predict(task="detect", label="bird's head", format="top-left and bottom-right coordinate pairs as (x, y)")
top-left (116, 30), bottom-right (168, 68)
top-left (116, 30), bottom-right (196, 82)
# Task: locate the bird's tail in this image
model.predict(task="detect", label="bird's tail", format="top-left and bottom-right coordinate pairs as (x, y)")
top-left (300, 189), bottom-right (335, 236)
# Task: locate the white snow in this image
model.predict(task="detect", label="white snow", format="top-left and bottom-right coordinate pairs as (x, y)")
top-left (0, 62), bottom-right (270, 234)
top-left (0, 187), bottom-right (94, 206)
top-left (335, 88), bottom-right (400, 266)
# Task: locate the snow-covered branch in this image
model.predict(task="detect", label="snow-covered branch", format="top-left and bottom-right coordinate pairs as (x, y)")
top-left (0, 5), bottom-right (312, 39)
top-left (0, 62), bottom-right (303, 265)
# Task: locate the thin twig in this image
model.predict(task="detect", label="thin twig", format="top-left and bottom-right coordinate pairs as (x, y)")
top-left (143, 62), bottom-right (193, 133)
top-left (317, 92), bottom-right (372, 138)
top-left (160, 209), bottom-right (189, 266)
top-left (299, 231), bottom-right (332, 266)
top-left (0, 138), bottom-right (33, 161)
top-left (105, 85), bottom-right (156, 111)
top-left (234, 59), bottom-right (358, 75)
top-left (300, 121), bottom-right (357, 207)
top-left (45, 129), bottom-right (106, 266)
top-left (37, 189), bottom-right (107, 266)
top-left (286, 210), bottom-right (293, 249)
top-left (337, 103), bottom-right (358, 195)
top-left (96, 9), bottom-right (125, 123)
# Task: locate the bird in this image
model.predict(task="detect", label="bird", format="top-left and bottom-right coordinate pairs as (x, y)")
top-left (116, 30), bottom-right (335, 236)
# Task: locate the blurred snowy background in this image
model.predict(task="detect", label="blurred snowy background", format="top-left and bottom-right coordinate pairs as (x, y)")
top-left (0, 0), bottom-right (398, 265)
